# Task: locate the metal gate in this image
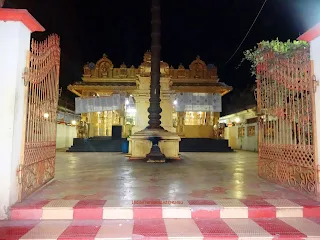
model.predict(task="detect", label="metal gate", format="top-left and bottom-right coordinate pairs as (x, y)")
top-left (18, 34), bottom-right (60, 201)
top-left (256, 47), bottom-right (317, 196)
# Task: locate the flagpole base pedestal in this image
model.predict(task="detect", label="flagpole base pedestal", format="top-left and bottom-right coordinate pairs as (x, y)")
top-left (127, 128), bottom-right (180, 161)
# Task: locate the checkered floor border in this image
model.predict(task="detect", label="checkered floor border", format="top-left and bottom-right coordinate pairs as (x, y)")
top-left (2, 218), bottom-right (320, 239)
top-left (10, 198), bottom-right (320, 220)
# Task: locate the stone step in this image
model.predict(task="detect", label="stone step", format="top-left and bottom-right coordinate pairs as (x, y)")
top-left (179, 148), bottom-right (233, 152)
top-left (2, 218), bottom-right (320, 239)
top-left (10, 199), bottom-right (320, 220)
top-left (68, 137), bottom-right (125, 152)
top-left (179, 138), bottom-right (233, 152)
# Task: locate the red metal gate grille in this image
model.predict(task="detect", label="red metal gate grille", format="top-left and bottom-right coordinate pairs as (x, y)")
top-left (256, 48), bottom-right (317, 195)
top-left (18, 34), bottom-right (60, 201)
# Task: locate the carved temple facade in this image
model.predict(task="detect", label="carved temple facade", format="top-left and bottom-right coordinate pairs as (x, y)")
top-left (67, 51), bottom-right (232, 138)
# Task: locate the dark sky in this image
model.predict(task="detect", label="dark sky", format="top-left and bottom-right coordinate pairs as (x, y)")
top-left (4, 0), bottom-right (320, 106)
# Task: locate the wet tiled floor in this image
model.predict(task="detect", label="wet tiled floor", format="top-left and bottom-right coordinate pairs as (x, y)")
top-left (7, 151), bottom-right (320, 239)
top-left (25, 151), bottom-right (310, 202)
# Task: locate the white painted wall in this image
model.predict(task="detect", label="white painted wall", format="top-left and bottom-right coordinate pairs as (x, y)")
top-left (310, 36), bottom-right (320, 168)
top-left (224, 123), bottom-right (258, 152)
top-left (0, 21), bottom-right (31, 219)
top-left (56, 124), bottom-right (77, 149)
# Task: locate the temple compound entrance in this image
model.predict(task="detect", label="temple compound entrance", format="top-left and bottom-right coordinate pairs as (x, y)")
top-left (254, 41), bottom-right (318, 198)
top-left (4, 9), bottom-right (320, 240)
top-left (18, 35), bottom-right (61, 201)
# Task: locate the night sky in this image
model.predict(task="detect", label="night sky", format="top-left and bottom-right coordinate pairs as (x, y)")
top-left (4, 0), bottom-right (320, 113)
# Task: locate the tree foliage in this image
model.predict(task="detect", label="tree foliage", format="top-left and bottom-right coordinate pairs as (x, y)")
top-left (243, 39), bottom-right (309, 76)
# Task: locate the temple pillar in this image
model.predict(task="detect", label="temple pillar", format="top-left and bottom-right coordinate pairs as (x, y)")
top-left (0, 9), bottom-right (44, 219)
top-left (106, 111), bottom-right (112, 136)
top-left (176, 112), bottom-right (185, 136)
top-left (131, 93), bottom-right (149, 134)
top-left (159, 77), bottom-right (175, 132)
top-left (89, 112), bottom-right (99, 136)
top-left (102, 112), bottom-right (107, 136)
top-left (160, 91), bottom-right (175, 132)
top-left (214, 112), bottom-right (220, 126)
top-left (131, 76), bottom-right (150, 134)
top-left (205, 112), bottom-right (210, 125)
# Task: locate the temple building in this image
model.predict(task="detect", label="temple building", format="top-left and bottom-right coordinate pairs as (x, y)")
top-left (67, 51), bottom-right (232, 138)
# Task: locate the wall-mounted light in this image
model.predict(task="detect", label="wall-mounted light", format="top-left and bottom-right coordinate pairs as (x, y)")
top-left (44, 113), bottom-right (49, 119)
top-left (173, 100), bottom-right (177, 105)
top-left (71, 120), bottom-right (77, 125)
top-left (235, 117), bottom-right (240, 123)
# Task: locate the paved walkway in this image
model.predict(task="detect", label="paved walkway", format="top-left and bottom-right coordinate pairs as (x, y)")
top-left (4, 151), bottom-right (320, 239)
top-left (24, 151), bottom-right (310, 201)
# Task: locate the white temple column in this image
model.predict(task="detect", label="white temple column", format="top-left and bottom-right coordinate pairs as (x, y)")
top-left (298, 24), bottom-right (320, 198)
top-left (0, 9), bottom-right (44, 219)
top-left (160, 91), bottom-right (176, 132)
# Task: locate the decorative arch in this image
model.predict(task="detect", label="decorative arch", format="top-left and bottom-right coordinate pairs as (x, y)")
top-left (160, 61), bottom-right (169, 76)
top-left (95, 54), bottom-right (114, 77)
top-left (189, 56), bottom-right (207, 78)
top-left (177, 63), bottom-right (187, 78)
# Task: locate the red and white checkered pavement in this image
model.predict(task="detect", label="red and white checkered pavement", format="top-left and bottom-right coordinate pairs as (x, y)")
top-left (2, 218), bottom-right (320, 239)
top-left (10, 198), bottom-right (320, 220)
top-left (2, 198), bottom-right (320, 239)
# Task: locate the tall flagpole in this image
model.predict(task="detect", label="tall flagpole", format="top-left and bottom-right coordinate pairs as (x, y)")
top-left (145, 0), bottom-right (166, 162)
top-left (147, 0), bottom-right (162, 129)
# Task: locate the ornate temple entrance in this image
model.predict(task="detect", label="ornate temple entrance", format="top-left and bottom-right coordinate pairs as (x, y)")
top-left (17, 34), bottom-right (61, 201)
top-left (256, 46), bottom-right (318, 197)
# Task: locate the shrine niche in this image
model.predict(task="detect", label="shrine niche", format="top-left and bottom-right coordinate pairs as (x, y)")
top-left (139, 51), bottom-right (151, 77)
top-left (177, 64), bottom-right (187, 78)
top-left (160, 61), bottom-right (169, 77)
top-left (95, 54), bottom-right (114, 78)
top-left (119, 63), bottom-right (128, 78)
top-left (83, 62), bottom-right (95, 77)
top-left (189, 56), bottom-right (207, 78)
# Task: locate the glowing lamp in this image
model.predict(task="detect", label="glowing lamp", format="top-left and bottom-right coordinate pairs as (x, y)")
top-left (71, 120), bottom-right (77, 125)
top-left (43, 113), bottom-right (49, 119)
top-left (235, 117), bottom-right (240, 123)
